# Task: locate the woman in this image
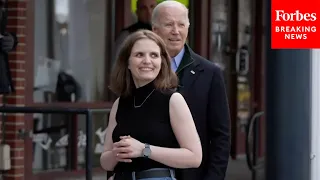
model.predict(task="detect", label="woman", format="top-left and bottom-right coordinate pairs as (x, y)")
top-left (100, 30), bottom-right (202, 180)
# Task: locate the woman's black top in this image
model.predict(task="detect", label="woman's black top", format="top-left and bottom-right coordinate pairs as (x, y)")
top-left (112, 81), bottom-right (179, 172)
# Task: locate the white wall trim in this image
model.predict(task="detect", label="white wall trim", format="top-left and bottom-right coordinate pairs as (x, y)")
top-left (311, 49), bottom-right (320, 180)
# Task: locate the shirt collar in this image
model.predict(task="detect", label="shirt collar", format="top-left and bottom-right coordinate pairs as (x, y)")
top-left (172, 47), bottom-right (185, 68)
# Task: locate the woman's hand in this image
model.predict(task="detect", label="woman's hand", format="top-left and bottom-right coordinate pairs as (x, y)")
top-left (113, 135), bottom-right (145, 162)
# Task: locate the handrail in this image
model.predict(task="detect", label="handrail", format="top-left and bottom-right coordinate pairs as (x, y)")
top-left (0, 105), bottom-right (111, 180)
top-left (245, 111), bottom-right (264, 180)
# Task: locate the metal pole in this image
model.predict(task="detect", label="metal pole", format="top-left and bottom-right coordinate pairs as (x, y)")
top-left (85, 110), bottom-right (93, 180)
top-left (265, 0), bottom-right (311, 179)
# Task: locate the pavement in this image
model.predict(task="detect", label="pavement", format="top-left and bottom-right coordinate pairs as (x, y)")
top-left (225, 158), bottom-right (264, 180)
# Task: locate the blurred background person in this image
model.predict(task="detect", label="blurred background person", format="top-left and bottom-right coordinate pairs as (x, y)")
top-left (112, 0), bottom-right (157, 67)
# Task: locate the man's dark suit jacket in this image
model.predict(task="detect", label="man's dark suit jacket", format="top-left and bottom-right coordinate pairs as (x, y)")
top-left (176, 45), bottom-right (230, 180)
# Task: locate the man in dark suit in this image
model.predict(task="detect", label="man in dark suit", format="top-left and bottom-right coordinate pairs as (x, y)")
top-left (152, 1), bottom-right (231, 180)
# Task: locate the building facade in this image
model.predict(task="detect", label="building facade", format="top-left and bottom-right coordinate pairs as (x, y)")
top-left (0, 0), bottom-right (265, 179)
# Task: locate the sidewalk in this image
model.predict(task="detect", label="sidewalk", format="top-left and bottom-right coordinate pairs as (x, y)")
top-left (226, 158), bottom-right (264, 180)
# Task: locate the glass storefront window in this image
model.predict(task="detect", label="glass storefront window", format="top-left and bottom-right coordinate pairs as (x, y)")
top-left (33, 0), bottom-right (108, 103)
top-left (32, 111), bottom-right (109, 173)
top-left (32, 0), bottom-right (110, 173)
top-left (211, 0), bottom-right (228, 70)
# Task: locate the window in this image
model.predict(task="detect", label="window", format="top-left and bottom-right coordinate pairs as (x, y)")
top-left (32, 0), bottom-right (110, 173)
top-left (33, 0), bottom-right (108, 104)
top-left (32, 112), bottom-right (109, 173)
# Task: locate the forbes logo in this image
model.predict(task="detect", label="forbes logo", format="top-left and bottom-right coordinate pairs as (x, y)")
top-left (275, 10), bottom-right (317, 21)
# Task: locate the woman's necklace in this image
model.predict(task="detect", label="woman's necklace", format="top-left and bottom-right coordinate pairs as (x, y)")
top-left (133, 89), bottom-right (155, 108)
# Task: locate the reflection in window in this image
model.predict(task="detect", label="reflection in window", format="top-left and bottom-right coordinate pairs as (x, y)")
top-left (32, 112), bottom-right (109, 173)
top-left (211, 0), bottom-right (228, 70)
top-left (33, 0), bottom-right (108, 103)
top-left (236, 0), bottom-right (253, 128)
top-left (32, 0), bottom-right (109, 173)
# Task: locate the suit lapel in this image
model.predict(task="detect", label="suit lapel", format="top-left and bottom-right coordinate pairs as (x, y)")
top-left (176, 45), bottom-right (203, 92)
top-left (179, 61), bottom-right (202, 91)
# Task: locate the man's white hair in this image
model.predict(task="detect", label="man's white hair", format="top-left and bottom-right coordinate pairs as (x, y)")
top-left (151, 0), bottom-right (190, 27)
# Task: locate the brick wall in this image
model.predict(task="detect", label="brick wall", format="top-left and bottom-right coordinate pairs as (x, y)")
top-left (0, 1), bottom-right (27, 180)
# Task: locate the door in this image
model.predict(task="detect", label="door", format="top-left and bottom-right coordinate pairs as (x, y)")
top-left (210, 0), bottom-right (265, 159)
top-left (210, 0), bottom-right (239, 158)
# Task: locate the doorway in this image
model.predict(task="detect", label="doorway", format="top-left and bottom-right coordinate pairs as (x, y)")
top-left (210, 0), bottom-right (265, 179)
